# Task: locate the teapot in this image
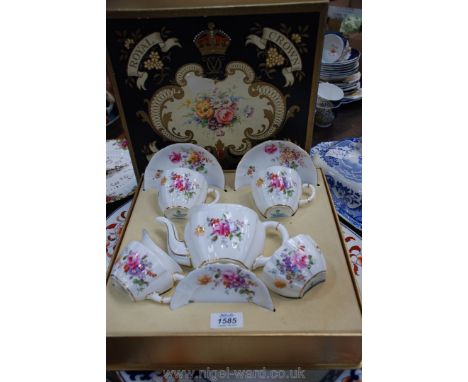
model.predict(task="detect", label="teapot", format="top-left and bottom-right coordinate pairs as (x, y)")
top-left (156, 203), bottom-right (289, 269)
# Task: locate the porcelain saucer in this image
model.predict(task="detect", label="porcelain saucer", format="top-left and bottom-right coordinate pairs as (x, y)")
top-left (235, 140), bottom-right (318, 190)
top-left (170, 263), bottom-right (274, 311)
top-left (144, 143), bottom-right (225, 191)
top-left (322, 33), bottom-right (345, 63)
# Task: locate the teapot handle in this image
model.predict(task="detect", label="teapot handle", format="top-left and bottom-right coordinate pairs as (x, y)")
top-left (253, 221), bottom-right (289, 269)
top-left (205, 188), bottom-right (220, 205)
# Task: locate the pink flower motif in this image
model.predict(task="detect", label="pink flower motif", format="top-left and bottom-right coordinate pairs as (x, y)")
top-left (214, 106), bottom-right (235, 125)
top-left (174, 179), bottom-right (185, 191)
top-left (212, 220), bottom-right (231, 237)
top-left (265, 144), bottom-right (278, 154)
top-left (222, 270), bottom-right (245, 289)
top-left (169, 152), bottom-right (182, 163)
top-left (291, 252), bottom-right (309, 269)
top-left (123, 250), bottom-right (145, 274)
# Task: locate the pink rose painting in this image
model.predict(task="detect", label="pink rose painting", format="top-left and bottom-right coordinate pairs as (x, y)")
top-left (169, 152), bottom-right (182, 163)
top-left (119, 250), bottom-right (157, 291)
top-left (207, 214), bottom-right (245, 244)
top-left (215, 106), bottom-right (236, 125)
top-left (210, 266), bottom-right (258, 302)
top-left (265, 144), bottom-right (278, 154)
top-left (183, 87), bottom-right (253, 136)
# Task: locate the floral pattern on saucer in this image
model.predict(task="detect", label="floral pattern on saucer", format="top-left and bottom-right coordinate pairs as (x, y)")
top-left (168, 150), bottom-right (212, 174)
top-left (235, 140), bottom-right (317, 190)
top-left (246, 165), bottom-right (255, 176)
top-left (206, 214), bottom-right (245, 244)
top-left (265, 142), bottom-right (305, 170)
top-left (197, 266), bottom-right (258, 302)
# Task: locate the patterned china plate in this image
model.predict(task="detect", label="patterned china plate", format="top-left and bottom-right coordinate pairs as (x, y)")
top-left (235, 140), bottom-right (318, 190)
top-left (106, 200), bottom-right (132, 272)
top-left (340, 223), bottom-right (362, 292)
top-left (106, 139), bottom-right (138, 204)
top-left (322, 33), bottom-right (345, 63)
top-left (107, 139), bottom-right (130, 171)
top-left (170, 263), bottom-right (274, 311)
top-left (143, 143), bottom-right (225, 191)
top-left (311, 138), bottom-right (362, 230)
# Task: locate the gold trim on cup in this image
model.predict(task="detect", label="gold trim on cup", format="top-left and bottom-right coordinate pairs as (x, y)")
top-left (264, 204), bottom-right (295, 218)
top-left (299, 271), bottom-right (327, 298)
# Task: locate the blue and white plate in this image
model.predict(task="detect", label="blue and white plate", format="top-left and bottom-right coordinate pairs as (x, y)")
top-left (311, 138), bottom-right (362, 230)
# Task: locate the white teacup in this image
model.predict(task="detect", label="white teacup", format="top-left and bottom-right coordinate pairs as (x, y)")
top-left (110, 230), bottom-right (184, 304)
top-left (158, 167), bottom-right (220, 219)
top-left (253, 234), bottom-right (326, 298)
top-left (251, 165), bottom-right (316, 218)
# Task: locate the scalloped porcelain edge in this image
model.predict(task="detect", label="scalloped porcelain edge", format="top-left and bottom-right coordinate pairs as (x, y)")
top-left (170, 263), bottom-right (274, 311)
top-left (234, 140), bottom-right (318, 190)
top-left (143, 143), bottom-right (225, 191)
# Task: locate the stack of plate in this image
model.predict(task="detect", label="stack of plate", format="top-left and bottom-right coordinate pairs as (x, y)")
top-left (320, 32), bottom-right (362, 103)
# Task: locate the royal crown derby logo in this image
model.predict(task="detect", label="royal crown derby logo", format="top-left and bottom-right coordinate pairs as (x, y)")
top-left (246, 27), bottom-right (302, 86)
top-left (126, 32), bottom-right (181, 90)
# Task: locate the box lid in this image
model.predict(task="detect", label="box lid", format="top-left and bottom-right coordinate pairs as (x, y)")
top-left (108, 0), bottom-right (328, 16)
top-left (107, 0), bottom-right (327, 175)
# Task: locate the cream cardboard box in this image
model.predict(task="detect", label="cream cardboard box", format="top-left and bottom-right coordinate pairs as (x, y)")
top-left (106, 171), bottom-right (361, 369)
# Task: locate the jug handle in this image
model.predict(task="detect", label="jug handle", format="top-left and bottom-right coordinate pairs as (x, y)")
top-left (253, 221), bottom-right (289, 269)
top-left (145, 292), bottom-right (171, 304)
top-left (145, 273), bottom-right (184, 304)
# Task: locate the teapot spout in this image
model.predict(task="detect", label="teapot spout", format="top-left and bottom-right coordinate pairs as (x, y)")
top-left (155, 217), bottom-right (191, 266)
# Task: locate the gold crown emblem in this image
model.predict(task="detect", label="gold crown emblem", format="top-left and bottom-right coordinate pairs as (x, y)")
top-left (193, 23), bottom-right (231, 56)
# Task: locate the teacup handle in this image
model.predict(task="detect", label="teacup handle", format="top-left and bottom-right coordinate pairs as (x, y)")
top-left (253, 221), bottom-right (289, 269)
top-left (298, 184), bottom-right (316, 207)
top-left (145, 273), bottom-right (185, 304)
top-left (205, 188), bottom-right (220, 205)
